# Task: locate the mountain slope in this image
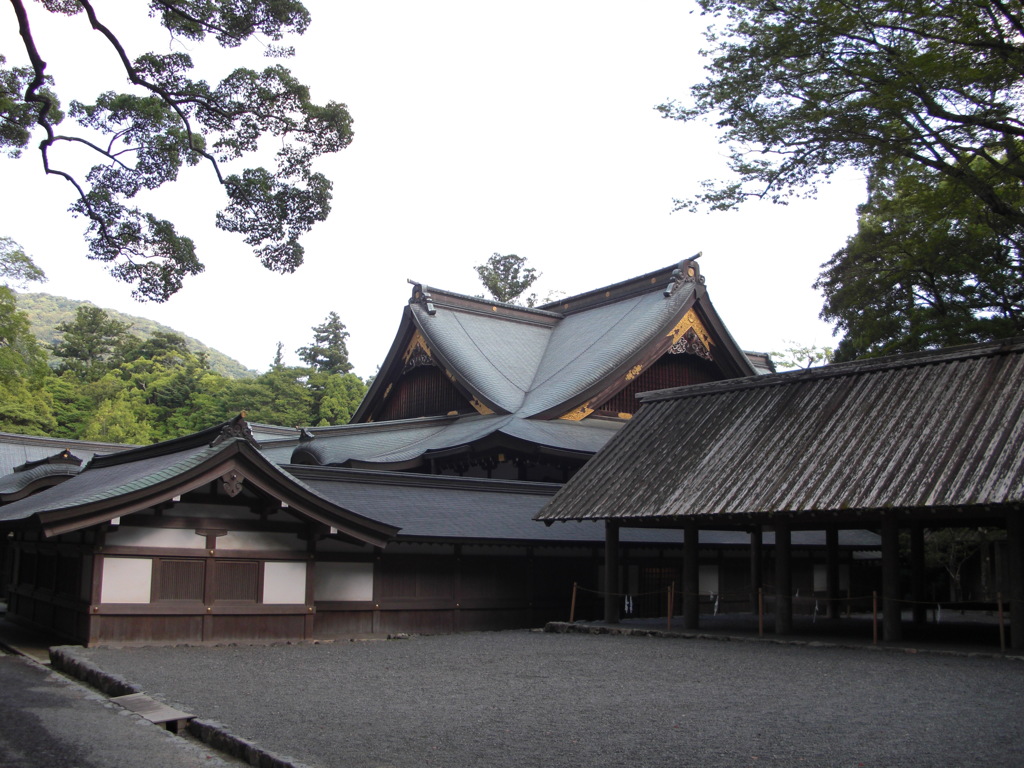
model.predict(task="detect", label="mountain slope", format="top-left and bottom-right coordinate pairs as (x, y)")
top-left (15, 292), bottom-right (258, 379)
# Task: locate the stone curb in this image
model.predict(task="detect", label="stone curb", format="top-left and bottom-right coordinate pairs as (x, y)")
top-left (542, 621), bottom-right (1024, 661)
top-left (49, 646), bottom-right (312, 768)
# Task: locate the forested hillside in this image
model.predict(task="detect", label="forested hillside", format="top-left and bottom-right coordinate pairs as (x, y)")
top-left (1, 294), bottom-right (369, 443)
top-left (16, 292), bottom-right (257, 379)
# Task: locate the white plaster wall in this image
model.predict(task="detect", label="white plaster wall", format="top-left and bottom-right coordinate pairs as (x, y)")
top-left (100, 558), bottom-right (152, 604)
top-left (219, 531), bottom-right (301, 551)
top-left (263, 561), bottom-right (307, 604)
top-left (314, 562), bottom-right (374, 601)
top-left (106, 527), bottom-right (204, 549)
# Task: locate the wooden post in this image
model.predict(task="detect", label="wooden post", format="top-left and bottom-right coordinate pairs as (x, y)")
top-left (683, 522), bottom-right (699, 630)
top-left (826, 525), bottom-right (840, 620)
top-left (1007, 513), bottom-right (1024, 651)
top-left (758, 587), bottom-right (764, 637)
top-left (998, 592), bottom-right (1006, 653)
top-left (570, 582), bottom-right (578, 623)
top-left (667, 582), bottom-right (674, 632)
top-left (750, 525), bottom-right (763, 615)
top-left (881, 514), bottom-right (903, 642)
top-left (775, 519), bottom-right (792, 635)
top-left (872, 591), bottom-right (878, 645)
top-left (604, 521), bottom-right (620, 624)
top-left (910, 522), bottom-right (927, 625)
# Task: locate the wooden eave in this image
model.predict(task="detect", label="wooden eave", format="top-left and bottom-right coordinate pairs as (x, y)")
top-left (32, 441), bottom-right (399, 547)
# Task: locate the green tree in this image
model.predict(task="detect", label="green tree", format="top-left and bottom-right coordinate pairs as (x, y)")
top-left (0, 236), bottom-right (46, 287)
top-left (3, 1), bottom-right (353, 301)
top-left (816, 162), bottom-right (1024, 361)
top-left (663, 0), bottom-right (1024, 229)
top-left (771, 342), bottom-right (834, 371)
top-left (297, 312), bottom-right (352, 375)
top-left (52, 305), bottom-right (133, 381)
top-left (81, 390), bottom-right (152, 444)
top-left (310, 371), bottom-right (367, 426)
top-left (475, 253), bottom-right (540, 305)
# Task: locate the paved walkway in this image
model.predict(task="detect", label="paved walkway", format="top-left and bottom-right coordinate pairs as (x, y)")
top-left (0, 647), bottom-right (244, 768)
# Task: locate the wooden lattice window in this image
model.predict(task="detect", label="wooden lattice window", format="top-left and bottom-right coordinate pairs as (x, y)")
top-left (154, 559), bottom-right (205, 602)
top-left (213, 560), bottom-right (260, 602)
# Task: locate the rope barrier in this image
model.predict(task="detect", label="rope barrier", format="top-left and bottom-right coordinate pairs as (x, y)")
top-left (569, 582), bottom-right (1012, 645)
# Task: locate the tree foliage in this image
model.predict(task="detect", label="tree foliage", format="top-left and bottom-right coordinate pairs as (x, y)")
top-left (663, 0), bottom-right (1024, 229)
top-left (817, 161), bottom-right (1024, 361)
top-left (297, 311), bottom-right (352, 375)
top-left (2, 0), bottom-right (353, 301)
top-left (52, 305), bottom-right (132, 380)
top-left (475, 253), bottom-right (540, 305)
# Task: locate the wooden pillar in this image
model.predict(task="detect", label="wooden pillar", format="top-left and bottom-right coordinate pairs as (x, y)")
top-left (775, 519), bottom-right (792, 635)
top-left (749, 525), bottom-right (763, 615)
top-left (825, 525), bottom-right (840, 620)
top-left (683, 522), bottom-right (699, 630)
top-left (1008, 512), bottom-right (1024, 651)
top-left (909, 522), bottom-right (927, 625)
top-left (881, 514), bottom-right (903, 642)
top-left (604, 521), bottom-right (620, 624)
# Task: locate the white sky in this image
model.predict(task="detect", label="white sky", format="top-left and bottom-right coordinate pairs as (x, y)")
top-left (0, 0), bottom-right (866, 378)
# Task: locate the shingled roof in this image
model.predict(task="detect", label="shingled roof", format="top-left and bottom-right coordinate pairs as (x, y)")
top-left (290, 259), bottom-right (760, 472)
top-left (536, 338), bottom-right (1024, 527)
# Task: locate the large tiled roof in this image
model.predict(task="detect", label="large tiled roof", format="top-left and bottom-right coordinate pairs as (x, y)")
top-left (354, 259), bottom-right (757, 425)
top-left (537, 338), bottom-right (1024, 524)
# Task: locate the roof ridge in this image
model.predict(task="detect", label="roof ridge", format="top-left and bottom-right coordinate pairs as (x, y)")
top-left (87, 415), bottom-right (254, 469)
top-left (638, 336), bottom-right (1024, 404)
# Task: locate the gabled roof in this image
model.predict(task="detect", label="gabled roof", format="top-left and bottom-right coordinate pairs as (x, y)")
top-left (353, 258), bottom-right (757, 424)
top-left (0, 417), bottom-right (399, 546)
top-left (536, 338), bottom-right (1024, 526)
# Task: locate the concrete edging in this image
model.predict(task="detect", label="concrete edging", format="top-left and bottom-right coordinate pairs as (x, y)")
top-left (49, 645), bottom-right (312, 768)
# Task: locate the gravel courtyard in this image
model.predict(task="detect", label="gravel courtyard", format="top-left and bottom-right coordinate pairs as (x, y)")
top-left (78, 631), bottom-right (1024, 768)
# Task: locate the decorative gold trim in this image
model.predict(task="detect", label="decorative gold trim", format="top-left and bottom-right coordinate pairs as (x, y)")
top-left (470, 397), bottom-right (494, 416)
top-left (667, 309), bottom-right (714, 351)
top-left (558, 402), bottom-right (594, 421)
top-left (616, 412), bottom-right (634, 420)
top-left (625, 364), bottom-right (643, 381)
top-left (403, 330), bottom-right (433, 364)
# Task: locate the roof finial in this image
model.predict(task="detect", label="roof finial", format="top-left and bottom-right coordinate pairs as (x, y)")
top-left (664, 253), bottom-right (704, 297)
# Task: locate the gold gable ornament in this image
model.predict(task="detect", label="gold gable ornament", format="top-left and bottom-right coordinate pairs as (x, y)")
top-left (667, 309), bottom-right (714, 361)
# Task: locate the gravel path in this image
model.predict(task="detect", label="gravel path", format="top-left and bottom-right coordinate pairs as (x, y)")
top-left (78, 631), bottom-right (1024, 768)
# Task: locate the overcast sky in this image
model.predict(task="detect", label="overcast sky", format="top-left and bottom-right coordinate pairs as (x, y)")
top-left (1, 0), bottom-right (866, 377)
